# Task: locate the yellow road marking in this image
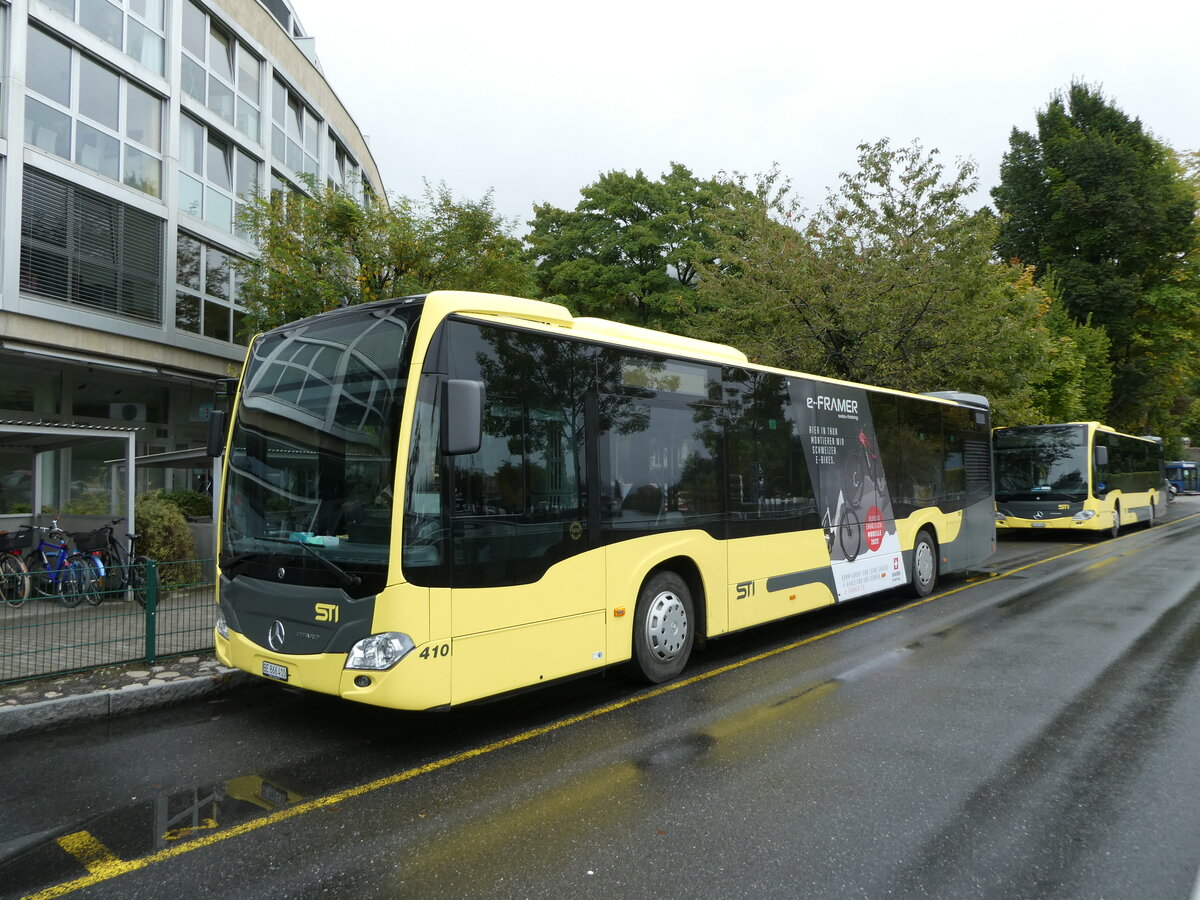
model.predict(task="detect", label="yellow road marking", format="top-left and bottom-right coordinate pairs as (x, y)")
top-left (28, 510), bottom-right (1200, 899)
top-left (54, 832), bottom-right (123, 878)
top-left (163, 818), bottom-right (219, 841)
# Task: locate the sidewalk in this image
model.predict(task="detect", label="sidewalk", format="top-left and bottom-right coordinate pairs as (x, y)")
top-left (0, 654), bottom-right (253, 740)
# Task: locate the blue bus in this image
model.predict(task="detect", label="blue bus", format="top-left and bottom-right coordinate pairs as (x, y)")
top-left (1165, 460), bottom-right (1199, 495)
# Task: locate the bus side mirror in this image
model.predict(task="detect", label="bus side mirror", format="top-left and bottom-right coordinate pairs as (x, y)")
top-left (443, 379), bottom-right (483, 455)
top-left (206, 409), bottom-right (227, 457)
top-left (1093, 445), bottom-right (1108, 468)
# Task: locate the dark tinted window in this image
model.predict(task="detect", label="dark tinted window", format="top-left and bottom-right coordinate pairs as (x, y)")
top-left (441, 321), bottom-right (593, 588)
top-left (896, 398), bottom-right (943, 507)
top-left (724, 370), bottom-right (818, 536)
top-left (603, 398), bottom-right (722, 534)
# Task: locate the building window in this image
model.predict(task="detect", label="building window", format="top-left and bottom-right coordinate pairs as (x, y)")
top-left (24, 28), bottom-right (164, 197)
top-left (181, 0), bottom-right (261, 141)
top-left (271, 76), bottom-right (320, 181)
top-left (327, 132), bottom-right (362, 200)
top-left (178, 113), bottom-right (259, 233)
top-left (20, 167), bottom-right (164, 324)
top-left (176, 230), bottom-right (246, 344)
top-left (41, 0), bottom-right (166, 74)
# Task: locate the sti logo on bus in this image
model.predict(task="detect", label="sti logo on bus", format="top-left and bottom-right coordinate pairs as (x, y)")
top-left (314, 603), bottom-right (339, 623)
top-left (807, 395), bottom-right (859, 415)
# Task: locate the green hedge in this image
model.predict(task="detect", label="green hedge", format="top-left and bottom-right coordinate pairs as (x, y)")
top-left (135, 492), bottom-right (200, 585)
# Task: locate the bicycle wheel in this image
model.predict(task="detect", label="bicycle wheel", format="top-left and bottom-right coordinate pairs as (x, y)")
top-left (839, 507), bottom-right (862, 562)
top-left (26, 555), bottom-right (53, 598)
top-left (130, 556), bottom-right (150, 608)
top-left (1, 553), bottom-right (29, 607)
top-left (96, 548), bottom-right (122, 594)
top-left (58, 559), bottom-right (86, 608)
top-left (847, 448), bottom-right (866, 506)
top-left (76, 554), bottom-right (104, 606)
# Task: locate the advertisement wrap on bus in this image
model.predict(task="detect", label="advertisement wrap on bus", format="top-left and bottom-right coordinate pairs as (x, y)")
top-left (795, 383), bottom-right (906, 600)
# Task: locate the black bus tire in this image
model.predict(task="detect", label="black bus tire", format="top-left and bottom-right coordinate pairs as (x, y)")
top-left (909, 529), bottom-right (938, 598)
top-left (631, 571), bottom-right (694, 684)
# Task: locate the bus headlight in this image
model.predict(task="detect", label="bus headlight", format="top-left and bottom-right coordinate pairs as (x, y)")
top-left (1072, 510), bottom-right (1097, 521)
top-left (993, 511), bottom-right (1006, 522)
top-left (216, 613), bottom-right (229, 640)
top-left (346, 633), bottom-right (415, 670)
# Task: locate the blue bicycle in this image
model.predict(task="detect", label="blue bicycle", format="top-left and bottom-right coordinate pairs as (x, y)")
top-left (20, 520), bottom-right (99, 608)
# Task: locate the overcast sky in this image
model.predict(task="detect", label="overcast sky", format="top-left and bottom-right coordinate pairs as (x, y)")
top-left (292, 0), bottom-right (1200, 229)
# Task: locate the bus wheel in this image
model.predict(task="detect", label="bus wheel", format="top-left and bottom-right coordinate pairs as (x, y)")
top-left (1146, 500), bottom-right (1156, 529)
top-left (632, 571), bottom-right (694, 684)
top-left (909, 529), bottom-right (938, 598)
top-left (1109, 503), bottom-right (1121, 539)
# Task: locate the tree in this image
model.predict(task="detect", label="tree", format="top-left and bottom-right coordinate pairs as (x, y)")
top-left (1022, 275), bottom-right (1112, 424)
top-left (694, 140), bottom-right (1063, 422)
top-left (994, 83), bottom-right (1195, 337)
top-left (526, 163), bottom-right (740, 328)
top-left (992, 83), bottom-right (1199, 429)
top-left (236, 179), bottom-right (537, 334)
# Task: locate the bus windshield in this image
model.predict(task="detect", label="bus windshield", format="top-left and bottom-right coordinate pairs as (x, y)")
top-left (220, 302), bottom-right (419, 594)
top-left (994, 424), bottom-right (1089, 501)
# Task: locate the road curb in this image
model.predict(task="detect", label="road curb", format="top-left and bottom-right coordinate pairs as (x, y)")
top-left (0, 669), bottom-right (253, 740)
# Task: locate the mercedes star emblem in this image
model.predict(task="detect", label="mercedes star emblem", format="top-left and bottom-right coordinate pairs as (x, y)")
top-left (267, 620), bottom-right (286, 651)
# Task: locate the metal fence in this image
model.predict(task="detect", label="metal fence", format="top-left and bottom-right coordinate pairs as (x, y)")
top-left (0, 559), bottom-right (216, 684)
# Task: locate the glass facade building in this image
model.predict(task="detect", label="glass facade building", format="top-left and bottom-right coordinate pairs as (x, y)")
top-left (0, 0), bottom-right (382, 515)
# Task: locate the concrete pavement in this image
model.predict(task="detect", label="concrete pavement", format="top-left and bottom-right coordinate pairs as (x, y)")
top-left (0, 654), bottom-right (253, 739)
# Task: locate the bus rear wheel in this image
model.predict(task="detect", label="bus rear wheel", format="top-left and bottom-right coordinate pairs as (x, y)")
top-left (1109, 503), bottom-right (1121, 539)
top-left (909, 529), bottom-right (938, 598)
top-left (632, 571), bottom-right (694, 684)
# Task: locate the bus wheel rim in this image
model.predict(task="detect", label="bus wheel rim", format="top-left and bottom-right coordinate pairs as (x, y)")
top-left (646, 591), bottom-right (688, 661)
top-left (915, 541), bottom-right (934, 586)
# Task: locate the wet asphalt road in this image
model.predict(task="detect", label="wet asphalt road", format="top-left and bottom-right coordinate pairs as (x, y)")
top-left (3, 500), bottom-right (1200, 899)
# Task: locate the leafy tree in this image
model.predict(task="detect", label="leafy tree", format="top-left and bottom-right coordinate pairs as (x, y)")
top-left (694, 140), bottom-right (1063, 422)
top-left (993, 83), bottom-right (1195, 338)
top-left (992, 83), bottom-right (1199, 430)
top-left (1022, 274), bottom-right (1112, 424)
top-left (526, 163), bottom-right (741, 328)
top-left (237, 179), bottom-right (537, 334)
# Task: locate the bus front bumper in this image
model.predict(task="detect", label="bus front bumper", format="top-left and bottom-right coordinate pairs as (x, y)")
top-left (214, 626), bottom-right (450, 710)
top-left (995, 515), bottom-right (1097, 531)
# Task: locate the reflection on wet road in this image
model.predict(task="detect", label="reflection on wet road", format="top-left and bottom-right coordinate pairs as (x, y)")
top-left (4, 503), bottom-right (1200, 899)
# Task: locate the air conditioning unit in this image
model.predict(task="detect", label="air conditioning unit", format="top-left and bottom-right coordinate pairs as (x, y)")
top-left (109, 402), bottom-right (147, 422)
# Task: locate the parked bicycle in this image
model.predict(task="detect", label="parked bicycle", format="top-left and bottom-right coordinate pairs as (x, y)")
top-left (20, 520), bottom-right (99, 608)
top-left (72, 517), bottom-right (149, 607)
top-left (0, 528), bottom-right (32, 607)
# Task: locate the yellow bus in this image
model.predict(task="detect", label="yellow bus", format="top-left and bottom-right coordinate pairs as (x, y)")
top-left (211, 291), bottom-right (995, 709)
top-left (993, 422), bottom-right (1166, 537)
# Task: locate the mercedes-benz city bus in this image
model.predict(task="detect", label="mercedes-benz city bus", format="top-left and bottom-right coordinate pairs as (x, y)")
top-left (993, 422), bottom-right (1166, 537)
top-left (211, 291), bottom-right (995, 710)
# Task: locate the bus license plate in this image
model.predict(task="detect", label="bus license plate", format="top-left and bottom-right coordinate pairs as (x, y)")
top-left (1031, 522), bottom-right (1047, 528)
top-left (262, 661), bottom-right (288, 681)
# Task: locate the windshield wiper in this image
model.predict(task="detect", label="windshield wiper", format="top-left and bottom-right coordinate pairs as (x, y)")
top-left (255, 537), bottom-right (362, 589)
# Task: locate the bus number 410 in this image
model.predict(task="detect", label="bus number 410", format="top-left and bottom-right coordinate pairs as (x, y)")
top-left (419, 644), bottom-right (451, 659)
